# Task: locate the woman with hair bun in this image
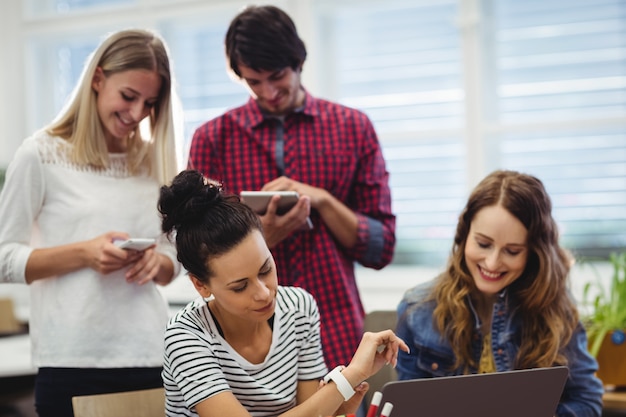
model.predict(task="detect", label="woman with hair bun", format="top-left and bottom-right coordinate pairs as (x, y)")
top-left (158, 169), bottom-right (408, 417)
top-left (395, 170), bottom-right (603, 416)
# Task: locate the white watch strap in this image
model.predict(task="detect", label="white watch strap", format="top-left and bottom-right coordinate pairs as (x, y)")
top-left (323, 366), bottom-right (355, 400)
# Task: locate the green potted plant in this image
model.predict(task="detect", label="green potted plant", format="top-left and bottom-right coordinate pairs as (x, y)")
top-left (582, 252), bottom-right (626, 387)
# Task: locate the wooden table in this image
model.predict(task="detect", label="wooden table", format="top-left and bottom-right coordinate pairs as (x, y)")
top-left (604, 389), bottom-right (626, 416)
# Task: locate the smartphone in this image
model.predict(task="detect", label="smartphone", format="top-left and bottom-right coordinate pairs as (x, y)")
top-left (240, 191), bottom-right (300, 215)
top-left (114, 238), bottom-right (156, 251)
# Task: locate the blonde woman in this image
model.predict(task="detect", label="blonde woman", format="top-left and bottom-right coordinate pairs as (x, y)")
top-left (396, 170), bottom-right (603, 417)
top-left (0, 29), bottom-right (181, 416)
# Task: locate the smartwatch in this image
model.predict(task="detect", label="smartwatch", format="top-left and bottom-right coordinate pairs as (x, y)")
top-left (323, 365), bottom-right (355, 401)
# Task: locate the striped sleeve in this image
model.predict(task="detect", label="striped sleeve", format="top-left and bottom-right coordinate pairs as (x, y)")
top-left (276, 287), bottom-right (328, 380)
top-left (163, 303), bottom-right (231, 410)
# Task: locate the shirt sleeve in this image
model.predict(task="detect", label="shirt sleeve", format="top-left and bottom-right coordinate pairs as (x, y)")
top-left (0, 138), bottom-right (42, 283)
top-left (297, 290), bottom-right (329, 380)
top-left (344, 114), bottom-right (396, 269)
top-left (164, 323), bottom-right (232, 408)
top-left (555, 322), bottom-right (603, 417)
top-left (395, 296), bottom-right (433, 380)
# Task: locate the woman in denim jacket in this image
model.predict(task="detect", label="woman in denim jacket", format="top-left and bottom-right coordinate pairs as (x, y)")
top-left (396, 170), bottom-right (603, 417)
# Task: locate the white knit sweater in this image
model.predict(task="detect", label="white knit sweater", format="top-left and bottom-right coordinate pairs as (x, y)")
top-left (0, 131), bottom-right (180, 368)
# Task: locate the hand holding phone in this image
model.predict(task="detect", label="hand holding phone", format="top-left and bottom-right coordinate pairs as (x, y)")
top-left (113, 238), bottom-right (156, 251)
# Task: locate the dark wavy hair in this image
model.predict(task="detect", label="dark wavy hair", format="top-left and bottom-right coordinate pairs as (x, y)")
top-left (158, 170), bottom-right (262, 283)
top-left (225, 5), bottom-right (307, 77)
top-left (431, 170), bottom-right (577, 370)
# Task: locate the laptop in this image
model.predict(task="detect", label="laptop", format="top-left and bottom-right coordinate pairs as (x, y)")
top-left (379, 366), bottom-right (569, 417)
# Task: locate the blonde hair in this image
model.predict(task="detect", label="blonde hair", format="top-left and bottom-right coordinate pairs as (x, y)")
top-left (46, 28), bottom-right (179, 185)
top-left (430, 170), bottom-right (577, 370)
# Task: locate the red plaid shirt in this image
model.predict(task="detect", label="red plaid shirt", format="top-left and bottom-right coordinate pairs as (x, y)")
top-left (188, 90), bottom-right (396, 369)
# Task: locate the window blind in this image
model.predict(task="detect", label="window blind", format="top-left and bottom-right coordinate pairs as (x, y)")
top-left (316, 0), bottom-right (466, 265)
top-left (22, 0), bottom-right (626, 265)
top-left (492, 0), bottom-right (626, 258)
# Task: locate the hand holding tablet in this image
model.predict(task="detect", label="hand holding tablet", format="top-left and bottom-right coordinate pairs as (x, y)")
top-left (240, 190), bottom-right (313, 230)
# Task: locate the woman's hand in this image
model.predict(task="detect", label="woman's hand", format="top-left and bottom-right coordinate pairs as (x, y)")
top-left (122, 247), bottom-right (157, 284)
top-left (85, 232), bottom-right (143, 274)
top-left (342, 330), bottom-right (410, 387)
top-left (84, 232), bottom-right (173, 285)
top-left (24, 232), bottom-right (174, 284)
top-left (87, 233), bottom-right (167, 285)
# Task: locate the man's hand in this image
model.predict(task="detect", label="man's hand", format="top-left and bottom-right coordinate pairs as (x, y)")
top-left (260, 194), bottom-right (311, 248)
top-left (262, 176), bottom-right (359, 249)
top-left (262, 176), bottom-right (328, 209)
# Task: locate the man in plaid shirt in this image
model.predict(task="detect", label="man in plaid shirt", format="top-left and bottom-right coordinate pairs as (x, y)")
top-left (188, 4), bottom-right (396, 370)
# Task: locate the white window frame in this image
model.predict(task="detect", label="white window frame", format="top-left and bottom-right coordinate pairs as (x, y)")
top-left (2, 0), bottom-right (624, 267)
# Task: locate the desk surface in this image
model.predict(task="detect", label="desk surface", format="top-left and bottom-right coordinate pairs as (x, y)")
top-left (604, 390), bottom-right (626, 410)
top-left (0, 334), bottom-right (36, 378)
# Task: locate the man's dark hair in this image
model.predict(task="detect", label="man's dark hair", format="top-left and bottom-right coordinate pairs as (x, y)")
top-left (225, 5), bottom-right (307, 77)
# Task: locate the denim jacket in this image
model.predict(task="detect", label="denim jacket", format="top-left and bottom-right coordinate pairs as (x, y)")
top-left (396, 281), bottom-right (604, 417)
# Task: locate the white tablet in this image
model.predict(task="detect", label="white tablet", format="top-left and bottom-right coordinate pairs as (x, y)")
top-left (240, 191), bottom-right (300, 215)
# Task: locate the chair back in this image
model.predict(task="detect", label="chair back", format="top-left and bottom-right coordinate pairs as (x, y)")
top-left (72, 387), bottom-right (165, 417)
top-left (0, 298), bottom-right (22, 334)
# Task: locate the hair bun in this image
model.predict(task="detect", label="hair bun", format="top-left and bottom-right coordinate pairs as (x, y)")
top-left (159, 170), bottom-right (222, 234)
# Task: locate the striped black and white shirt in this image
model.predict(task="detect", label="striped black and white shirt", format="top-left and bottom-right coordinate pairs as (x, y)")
top-left (163, 286), bottom-right (328, 417)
